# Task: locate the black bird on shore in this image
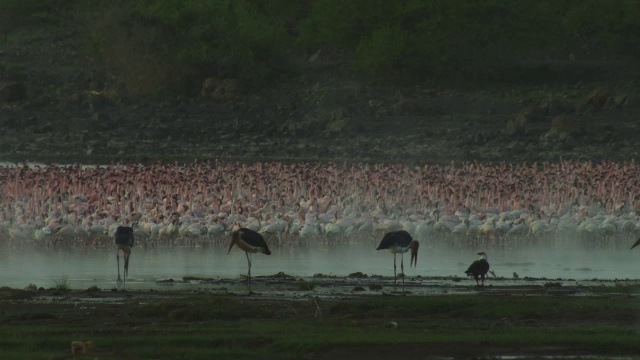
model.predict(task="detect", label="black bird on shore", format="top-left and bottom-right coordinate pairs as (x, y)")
top-left (376, 230), bottom-right (419, 290)
top-left (114, 226), bottom-right (135, 287)
top-left (465, 252), bottom-right (490, 286)
top-left (228, 228), bottom-right (271, 282)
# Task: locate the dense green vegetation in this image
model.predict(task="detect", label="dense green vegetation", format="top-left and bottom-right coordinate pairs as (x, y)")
top-left (1, 294), bottom-right (639, 359)
top-left (3, 0), bottom-right (640, 97)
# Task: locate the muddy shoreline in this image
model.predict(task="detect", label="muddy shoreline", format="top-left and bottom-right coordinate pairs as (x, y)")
top-left (3, 83), bottom-right (640, 166)
top-left (5, 275), bottom-right (640, 303)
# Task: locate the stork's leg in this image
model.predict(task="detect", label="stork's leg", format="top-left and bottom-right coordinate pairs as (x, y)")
top-left (116, 253), bottom-right (121, 284)
top-left (246, 252), bottom-right (252, 281)
top-left (401, 253), bottom-right (405, 289)
top-left (124, 262), bottom-right (127, 288)
top-left (124, 253), bottom-right (130, 288)
top-left (393, 254), bottom-right (397, 290)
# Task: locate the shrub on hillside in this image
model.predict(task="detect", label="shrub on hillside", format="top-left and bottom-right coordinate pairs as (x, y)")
top-left (74, 0), bottom-right (293, 98)
top-left (5, 0), bottom-right (639, 98)
top-left (299, 0), bottom-right (640, 83)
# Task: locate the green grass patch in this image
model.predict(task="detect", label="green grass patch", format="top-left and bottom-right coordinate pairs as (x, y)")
top-left (328, 295), bottom-right (638, 322)
top-left (2, 312), bottom-right (57, 322)
top-left (2, 320), bottom-right (638, 359)
top-left (0, 62), bottom-right (28, 81)
top-left (591, 283), bottom-right (640, 295)
top-left (1, 294), bottom-right (638, 359)
top-left (0, 0), bottom-right (67, 31)
top-left (133, 296), bottom-right (276, 321)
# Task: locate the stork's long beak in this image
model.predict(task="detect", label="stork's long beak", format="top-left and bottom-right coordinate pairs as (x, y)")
top-left (227, 238), bottom-right (236, 254)
top-left (631, 238), bottom-right (640, 249)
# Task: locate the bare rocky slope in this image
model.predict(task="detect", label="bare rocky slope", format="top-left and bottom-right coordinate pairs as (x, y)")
top-left (1, 25), bottom-right (640, 166)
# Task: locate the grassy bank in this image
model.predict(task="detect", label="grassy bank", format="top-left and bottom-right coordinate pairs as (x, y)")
top-left (1, 293), bottom-right (638, 359)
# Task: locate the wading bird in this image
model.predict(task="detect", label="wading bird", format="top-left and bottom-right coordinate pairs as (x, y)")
top-left (376, 230), bottom-right (419, 290)
top-left (410, 241), bottom-right (419, 268)
top-left (631, 238), bottom-right (640, 249)
top-left (465, 252), bottom-right (490, 286)
top-left (114, 226), bottom-right (135, 287)
top-left (228, 228), bottom-right (271, 281)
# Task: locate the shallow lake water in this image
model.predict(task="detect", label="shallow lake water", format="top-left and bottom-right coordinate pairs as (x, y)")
top-left (1, 240), bottom-right (638, 290)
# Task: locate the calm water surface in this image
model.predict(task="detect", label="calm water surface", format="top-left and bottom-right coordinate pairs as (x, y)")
top-left (1, 241), bottom-right (638, 290)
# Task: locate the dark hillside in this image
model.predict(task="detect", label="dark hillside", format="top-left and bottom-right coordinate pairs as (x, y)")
top-left (1, 0), bottom-right (639, 164)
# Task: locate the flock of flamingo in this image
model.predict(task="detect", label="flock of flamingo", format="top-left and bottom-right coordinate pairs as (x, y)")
top-left (1, 160), bottom-right (640, 253)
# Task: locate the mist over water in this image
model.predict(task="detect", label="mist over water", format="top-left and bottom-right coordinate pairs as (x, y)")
top-left (1, 237), bottom-right (638, 290)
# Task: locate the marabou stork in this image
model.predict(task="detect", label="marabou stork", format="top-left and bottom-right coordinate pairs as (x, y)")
top-left (114, 226), bottom-right (135, 287)
top-left (228, 228), bottom-right (271, 281)
top-left (376, 230), bottom-right (419, 290)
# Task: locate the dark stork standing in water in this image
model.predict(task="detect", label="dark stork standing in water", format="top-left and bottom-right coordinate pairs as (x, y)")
top-left (465, 252), bottom-right (490, 286)
top-left (114, 226), bottom-right (135, 287)
top-left (376, 230), bottom-right (419, 290)
top-left (631, 238), bottom-right (640, 249)
top-left (228, 228), bottom-right (271, 282)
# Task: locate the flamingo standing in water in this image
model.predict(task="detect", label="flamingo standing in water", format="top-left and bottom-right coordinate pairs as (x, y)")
top-left (228, 228), bottom-right (271, 282)
top-left (115, 226), bottom-right (135, 287)
top-left (376, 230), bottom-right (419, 290)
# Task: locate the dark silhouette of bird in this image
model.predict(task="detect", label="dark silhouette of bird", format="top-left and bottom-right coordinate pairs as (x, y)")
top-left (114, 226), bottom-right (135, 287)
top-left (410, 240), bottom-right (420, 268)
top-left (228, 228), bottom-right (271, 281)
top-left (631, 238), bottom-right (640, 249)
top-left (376, 230), bottom-right (419, 290)
top-left (465, 252), bottom-right (490, 286)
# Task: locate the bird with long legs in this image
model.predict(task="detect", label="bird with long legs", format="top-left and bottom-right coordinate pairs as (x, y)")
top-left (376, 230), bottom-right (419, 291)
top-left (465, 252), bottom-right (490, 286)
top-left (228, 228), bottom-right (271, 282)
top-left (114, 226), bottom-right (135, 288)
top-left (410, 240), bottom-right (419, 268)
